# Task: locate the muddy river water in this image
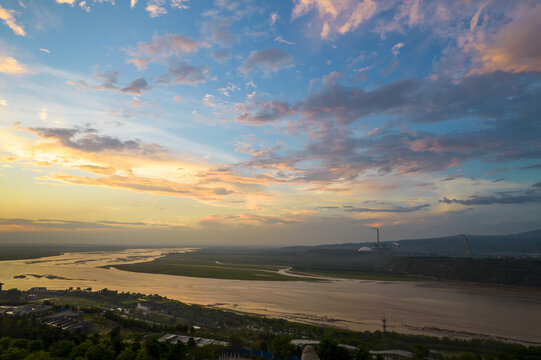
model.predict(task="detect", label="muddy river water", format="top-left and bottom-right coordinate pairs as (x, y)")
top-left (1, 248), bottom-right (540, 344)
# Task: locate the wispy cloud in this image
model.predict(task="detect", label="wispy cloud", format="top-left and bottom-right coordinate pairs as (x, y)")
top-left (440, 190), bottom-right (541, 206)
top-left (292, 0), bottom-right (377, 39)
top-left (274, 36), bottom-right (295, 45)
top-left (391, 42), bottom-right (405, 56)
top-left (0, 4), bottom-right (26, 36)
top-left (343, 203), bottom-right (430, 213)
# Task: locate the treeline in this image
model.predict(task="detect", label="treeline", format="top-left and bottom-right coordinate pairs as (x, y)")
top-left (180, 248), bottom-right (541, 287)
top-left (0, 315), bottom-right (222, 360)
top-left (102, 311), bottom-right (189, 333)
top-left (385, 257), bottom-right (541, 287)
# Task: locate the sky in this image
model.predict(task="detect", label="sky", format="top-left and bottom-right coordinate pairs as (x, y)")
top-left (0, 0), bottom-right (540, 245)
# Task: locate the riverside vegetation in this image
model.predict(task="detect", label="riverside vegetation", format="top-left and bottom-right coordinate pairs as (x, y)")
top-left (1, 288), bottom-right (541, 359)
top-left (112, 248), bottom-right (541, 286)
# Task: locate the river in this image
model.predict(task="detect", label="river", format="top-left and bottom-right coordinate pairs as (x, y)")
top-left (1, 248), bottom-right (540, 344)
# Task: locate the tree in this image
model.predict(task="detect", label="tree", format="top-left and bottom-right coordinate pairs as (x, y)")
top-left (413, 344), bottom-right (429, 360)
top-left (85, 343), bottom-right (115, 360)
top-left (354, 345), bottom-right (370, 360)
top-left (49, 340), bottom-right (75, 358)
top-left (271, 335), bottom-right (295, 358)
top-left (24, 351), bottom-right (54, 360)
top-left (228, 334), bottom-right (244, 350)
top-left (117, 347), bottom-right (138, 360)
top-left (316, 338), bottom-right (351, 360)
top-left (27, 340), bottom-right (44, 352)
top-left (166, 341), bottom-right (186, 360)
top-left (108, 326), bottom-right (123, 355)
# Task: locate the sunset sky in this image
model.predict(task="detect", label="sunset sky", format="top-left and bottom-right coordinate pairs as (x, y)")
top-left (1, 0), bottom-right (540, 245)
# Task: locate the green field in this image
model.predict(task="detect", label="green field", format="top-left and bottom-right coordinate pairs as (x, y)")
top-left (111, 251), bottom-right (425, 282)
top-left (112, 254), bottom-right (315, 281)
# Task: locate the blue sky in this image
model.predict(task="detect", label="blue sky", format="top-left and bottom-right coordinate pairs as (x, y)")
top-left (0, 0), bottom-right (540, 245)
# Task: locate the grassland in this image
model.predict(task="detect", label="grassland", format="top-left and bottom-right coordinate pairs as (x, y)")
top-left (112, 254), bottom-right (315, 281)
top-left (111, 250), bottom-right (424, 282)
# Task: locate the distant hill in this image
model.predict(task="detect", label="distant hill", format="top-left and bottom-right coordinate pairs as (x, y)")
top-left (283, 229), bottom-right (541, 257)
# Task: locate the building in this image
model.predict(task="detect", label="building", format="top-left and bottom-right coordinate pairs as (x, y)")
top-left (27, 287), bottom-right (48, 295)
top-left (137, 301), bottom-right (165, 314)
top-left (369, 349), bottom-right (413, 359)
top-left (158, 333), bottom-right (228, 347)
top-left (0, 304), bottom-right (52, 317)
top-left (291, 339), bottom-right (356, 351)
top-left (41, 310), bottom-right (94, 333)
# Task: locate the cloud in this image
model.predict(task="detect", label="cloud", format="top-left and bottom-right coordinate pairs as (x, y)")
top-left (79, 1), bottom-right (90, 12)
top-left (274, 36), bottom-right (295, 45)
top-left (95, 71), bottom-right (119, 90)
top-left (440, 174), bottom-right (464, 182)
top-left (55, 0), bottom-right (76, 4)
top-left (211, 50), bottom-right (230, 62)
top-left (39, 48), bottom-right (50, 54)
top-left (121, 77), bottom-right (149, 95)
top-left (292, 0), bottom-right (377, 39)
top-left (141, 0), bottom-right (188, 17)
top-left (298, 71), bottom-right (541, 125)
top-left (198, 213), bottom-right (298, 228)
top-left (0, 56), bottom-right (27, 74)
top-left (391, 42), bottom-right (405, 56)
top-left (239, 48), bottom-right (292, 74)
top-left (131, 0), bottom-right (138, 8)
top-left (0, 218), bottom-right (147, 231)
top-left (170, 0), bottom-right (189, 10)
top-left (234, 100), bottom-right (292, 125)
top-left (146, 0), bottom-right (167, 17)
top-left (0, 5), bottom-right (25, 36)
top-left (270, 12), bottom-right (278, 25)
top-left (66, 79), bottom-right (89, 91)
top-left (204, 18), bottom-right (237, 46)
top-left (522, 164), bottom-right (541, 170)
top-left (28, 126), bottom-right (164, 153)
top-left (202, 94), bottom-right (216, 108)
top-left (229, 70), bottom-right (541, 184)
top-left (92, 72), bottom-right (150, 94)
top-left (160, 61), bottom-right (208, 84)
top-left (127, 33), bottom-right (199, 70)
top-left (468, 3), bottom-right (541, 74)
top-left (343, 204), bottom-right (430, 213)
top-left (11, 125), bottom-right (270, 205)
top-left (440, 191), bottom-right (541, 206)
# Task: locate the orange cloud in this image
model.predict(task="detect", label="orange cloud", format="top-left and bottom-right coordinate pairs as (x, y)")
top-left (0, 5), bottom-right (25, 36)
top-left (0, 56), bottom-right (27, 74)
top-left (468, 3), bottom-right (541, 74)
top-left (292, 0), bottom-right (377, 39)
top-left (6, 126), bottom-right (276, 206)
